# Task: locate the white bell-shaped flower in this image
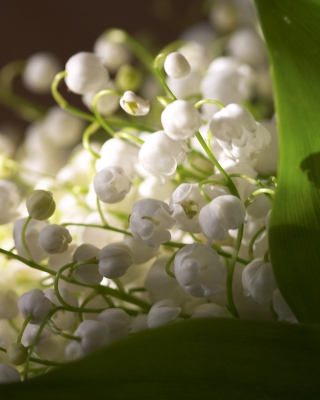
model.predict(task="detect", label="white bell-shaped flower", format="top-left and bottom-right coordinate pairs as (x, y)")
top-left (200, 57), bottom-right (254, 120)
top-left (272, 289), bottom-right (297, 323)
top-left (7, 343), bottom-right (28, 366)
top-left (130, 198), bottom-right (175, 247)
top-left (97, 308), bottom-right (131, 343)
top-left (98, 242), bottom-right (133, 278)
top-left (0, 365), bottom-right (21, 383)
top-left (13, 218), bottom-right (49, 262)
top-left (0, 290), bottom-right (19, 319)
top-left (170, 183), bottom-right (207, 233)
top-left (191, 303), bottom-right (229, 319)
top-left (119, 91), bottom-right (150, 116)
top-left (18, 289), bottom-right (52, 324)
top-left (43, 107), bottom-right (85, 148)
top-left (139, 130), bottom-right (188, 182)
top-left (70, 320), bottom-right (109, 358)
top-left (166, 71), bottom-right (201, 100)
top-left (243, 183), bottom-right (272, 220)
top-left (164, 52), bottom-right (191, 79)
top-left (210, 104), bottom-right (271, 161)
top-left (94, 32), bottom-right (131, 73)
top-left (96, 137), bottom-right (139, 179)
top-left (65, 52), bottom-right (109, 95)
top-left (148, 299), bottom-right (181, 329)
top-left (0, 180), bottom-right (20, 225)
top-left (22, 52), bottom-right (62, 93)
top-left (242, 258), bottom-right (277, 304)
top-left (38, 224), bottom-right (72, 254)
top-left (72, 244), bottom-right (103, 285)
top-left (161, 100), bottom-right (202, 141)
top-left (93, 166), bottom-right (131, 204)
top-left (174, 243), bottom-right (226, 297)
top-left (198, 195), bottom-right (246, 242)
top-left (44, 288), bottom-right (78, 330)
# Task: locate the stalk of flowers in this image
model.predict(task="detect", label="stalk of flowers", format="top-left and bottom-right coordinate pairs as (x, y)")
top-left (0, 6), bottom-right (291, 382)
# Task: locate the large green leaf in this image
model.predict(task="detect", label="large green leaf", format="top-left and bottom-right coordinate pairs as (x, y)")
top-left (1, 318), bottom-right (320, 399)
top-left (254, 0), bottom-right (320, 323)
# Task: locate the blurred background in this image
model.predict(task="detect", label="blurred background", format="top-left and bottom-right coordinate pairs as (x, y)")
top-left (0, 0), bottom-right (208, 128)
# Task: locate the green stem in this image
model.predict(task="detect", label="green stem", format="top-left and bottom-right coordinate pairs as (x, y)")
top-left (195, 131), bottom-right (239, 198)
top-left (244, 188), bottom-right (275, 208)
top-left (17, 315), bottom-right (33, 343)
top-left (82, 121), bottom-right (101, 159)
top-left (60, 222), bottom-right (131, 236)
top-left (165, 253), bottom-right (177, 279)
top-left (21, 216), bottom-right (33, 260)
top-left (96, 197), bottom-right (108, 226)
top-left (0, 60), bottom-right (26, 90)
top-left (92, 90), bottom-right (118, 136)
top-left (115, 131), bottom-right (144, 145)
top-left (194, 99), bottom-right (225, 109)
top-left (51, 71), bottom-right (95, 122)
top-left (154, 54), bottom-right (177, 100)
top-left (248, 226), bottom-right (267, 260)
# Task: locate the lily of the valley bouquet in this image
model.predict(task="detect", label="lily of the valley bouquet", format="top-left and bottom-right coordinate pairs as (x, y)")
top-left (0, 0), bottom-right (319, 397)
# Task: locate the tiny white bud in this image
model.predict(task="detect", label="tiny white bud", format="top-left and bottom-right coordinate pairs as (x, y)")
top-left (26, 190), bottom-right (56, 221)
top-left (93, 166), bottom-right (131, 204)
top-left (72, 244), bottom-right (103, 285)
top-left (164, 52), bottom-right (191, 79)
top-left (18, 289), bottom-right (52, 324)
top-left (97, 308), bottom-right (131, 343)
top-left (7, 343), bottom-right (28, 365)
top-left (38, 224), bottom-right (72, 254)
top-left (161, 100), bottom-right (202, 141)
top-left (119, 91), bottom-right (150, 116)
top-left (98, 242), bottom-right (133, 279)
top-left (242, 258), bottom-right (277, 304)
top-left (174, 243), bottom-right (226, 298)
top-left (148, 299), bottom-right (181, 329)
top-left (198, 195), bottom-right (246, 242)
top-left (73, 320), bottom-right (109, 356)
top-left (0, 365), bottom-right (21, 383)
top-left (130, 198), bottom-right (175, 247)
top-left (65, 52), bottom-right (109, 95)
top-left (22, 52), bottom-right (61, 93)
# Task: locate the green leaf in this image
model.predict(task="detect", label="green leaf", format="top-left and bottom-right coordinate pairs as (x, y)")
top-left (254, 0), bottom-right (320, 323)
top-left (1, 318), bottom-right (320, 399)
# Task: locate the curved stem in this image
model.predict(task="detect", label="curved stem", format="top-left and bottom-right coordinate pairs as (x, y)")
top-left (92, 90), bottom-right (119, 136)
top-left (154, 54), bottom-right (177, 100)
top-left (0, 60), bottom-right (26, 90)
top-left (244, 188), bottom-right (275, 208)
top-left (96, 197), bottom-right (108, 226)
top-left (82, 121), bottom-right (101, 159)
top-left (248, 225), bottom-right (267, 260)
top-left (194, 99), bottom-right (225, 109)
top-left (51, 71), bottom-right (95, 122)
top-left (21, 216), bottom-right (33, 260)
top-left (165, 253), bottom-right (177, 279)
top-left (17, 315), bottom-right (33, 343)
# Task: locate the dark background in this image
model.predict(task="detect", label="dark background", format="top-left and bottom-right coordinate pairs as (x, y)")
top-left (0, 0), bottom-right (207, 130)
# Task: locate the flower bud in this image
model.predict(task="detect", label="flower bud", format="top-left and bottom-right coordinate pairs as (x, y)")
top-left (242, 258), bottom-right (277, 304)
top-left (98, 243), bottom-right (133, 279)
top-left (72, 244), bottom-right (102, 285)
top-left (18, 289), bottom-right (52, 324)
top-left (93, 166), bottom-right (131, 204)
top-left (65, 52), bottom-right (109, 95)
top-left (97, 308), bottom-right (131, 343)
top-left (164, 52), bottom-right (191, 79)
top-left (148, 299), bottom-right (181, 329)
top-left (73, 320), bottom-right (109, 356)
top-left (198, 195), bottom-right (246, 243)
top-left (22, 52), bottom-right (62, 93)
top-left (38, 224), bottom-right (72, 254)
top-left (119, 91), bottom-right (150, 116)
top-left (174, 243), bottom-right (226, 298)
top-left (161, 100), bottom-right (202, 141)
top-left (7, 343), bottom-right (28, 365)
top-left (26, 190), bottom-right (56, 220)
top-left (0, 365), bottom-right (21, 383)
top-left (130, 198), bottom-right (175, 247)
top-left (115, 64), bottom-right (142, 91)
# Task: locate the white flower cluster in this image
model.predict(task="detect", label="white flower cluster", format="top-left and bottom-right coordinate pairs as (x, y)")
top-left (0, 1), bottom-right (294, 383)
